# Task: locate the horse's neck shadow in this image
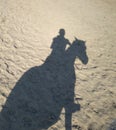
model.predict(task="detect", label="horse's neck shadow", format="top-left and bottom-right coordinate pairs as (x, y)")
top-left (0, 39), bottom-right (88, 130)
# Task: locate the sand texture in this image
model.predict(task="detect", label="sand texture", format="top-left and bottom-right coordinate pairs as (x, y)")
top-left (0, 0), bottom-right (116, 130)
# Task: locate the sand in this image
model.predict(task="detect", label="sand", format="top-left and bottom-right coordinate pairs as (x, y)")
top-left (0, 0), bottom-right (116, 130)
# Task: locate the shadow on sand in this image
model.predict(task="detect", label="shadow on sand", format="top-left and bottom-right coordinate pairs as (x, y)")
top-left (0, 29), bottom-right (88, 130)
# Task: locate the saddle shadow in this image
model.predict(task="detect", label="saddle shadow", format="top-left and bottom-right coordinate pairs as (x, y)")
top-left (0, 29), bottom-right (88, 130)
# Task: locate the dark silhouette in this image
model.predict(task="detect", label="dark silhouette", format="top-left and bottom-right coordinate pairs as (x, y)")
top-left (0, 29), bottom-right (88, 130)
top-left (50, 29), bottom-right (71, 55)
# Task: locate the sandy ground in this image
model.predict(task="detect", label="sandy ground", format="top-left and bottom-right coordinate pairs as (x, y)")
top-left (0, 0), bottom-right (116, 130)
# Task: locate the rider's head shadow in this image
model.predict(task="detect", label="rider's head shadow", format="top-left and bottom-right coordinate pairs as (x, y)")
top-left (0, 29), bottom-right (88, 130)
top-left (50, 29), bottom-right (71, 56)
top-left (59, 28), bottom-right (65, 37)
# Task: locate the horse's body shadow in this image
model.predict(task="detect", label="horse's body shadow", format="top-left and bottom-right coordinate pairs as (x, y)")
top-left (0, 37), bottom-right (88, 130)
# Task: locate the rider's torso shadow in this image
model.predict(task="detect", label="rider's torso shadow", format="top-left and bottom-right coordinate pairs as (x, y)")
top-left (0, 37), bottom-right (88, 130)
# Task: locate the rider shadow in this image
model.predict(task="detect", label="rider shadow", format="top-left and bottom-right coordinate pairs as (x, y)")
top-left (0, 29), bottom-right (88, 130)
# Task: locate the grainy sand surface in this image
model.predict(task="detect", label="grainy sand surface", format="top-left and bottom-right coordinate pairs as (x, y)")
top-left (0, 0), bottom-right (116, 130)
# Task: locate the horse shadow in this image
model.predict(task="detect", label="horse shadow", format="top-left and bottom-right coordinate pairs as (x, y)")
top-left (0, 31), bottom-right (88, 130)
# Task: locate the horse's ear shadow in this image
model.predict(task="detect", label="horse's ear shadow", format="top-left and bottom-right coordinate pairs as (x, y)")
top-left (74, 37), bottom-right (78, 41)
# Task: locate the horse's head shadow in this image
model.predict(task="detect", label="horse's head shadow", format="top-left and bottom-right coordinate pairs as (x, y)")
top-left (66, 37), bottom-right (88, 65)
top-left (0, 32), bottom-right (88, 130)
